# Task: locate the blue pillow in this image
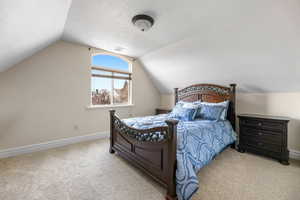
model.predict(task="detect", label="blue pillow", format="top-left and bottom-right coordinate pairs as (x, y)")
top-left (195, 105), bottom-right (225, 121)
top-left (169, 105), bottom-right (197, 121)
top-left (195, 101), bottom-right (229, 120)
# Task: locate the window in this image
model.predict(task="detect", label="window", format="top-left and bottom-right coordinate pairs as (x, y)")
top-left (91, 54), bottom-right (132, 106)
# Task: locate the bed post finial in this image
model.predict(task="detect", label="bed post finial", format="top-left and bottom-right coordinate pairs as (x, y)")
top-left (230, 83), bottom-right (236, 92)
top-left (174, 88), bottom-right (179, 105)
top-left (229, 83), bottom-right (236, 109)
top-left (229, 83), bottom-right (237, 131)
top-left (165, 119), bottom-right (179, 199)
top-left (109, 110), bottom-right (116, 154)
top-left (109, 109), bottom-right (116, 115)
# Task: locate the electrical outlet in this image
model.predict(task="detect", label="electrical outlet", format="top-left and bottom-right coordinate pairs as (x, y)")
top-left (74, 125), bottom-right (79, 131)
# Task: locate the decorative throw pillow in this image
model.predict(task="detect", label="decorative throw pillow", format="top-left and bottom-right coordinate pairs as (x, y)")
top-left (195, 105), bottom-right (225, 121)
top-left (180, 108), bottom-right (197, 121)
top-left (195, 100), bottom-right (229, 120)
top-left (169, 104), bottom-right (197, 121)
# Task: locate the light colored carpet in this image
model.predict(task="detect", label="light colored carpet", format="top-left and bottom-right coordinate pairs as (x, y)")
top-left (0, 139), bottom-right (299, 200)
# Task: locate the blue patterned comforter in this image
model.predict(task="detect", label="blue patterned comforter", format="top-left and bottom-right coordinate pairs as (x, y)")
top-left (123, 114), bottom-right (236, 200)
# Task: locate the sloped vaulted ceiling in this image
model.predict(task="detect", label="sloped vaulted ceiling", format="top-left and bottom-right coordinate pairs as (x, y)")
top-left (1, 0), bottom-right (300, 93)
top-left (0, 0), bottom-right (72, 72)
top-left (140, 0), bottom-right (300, 93)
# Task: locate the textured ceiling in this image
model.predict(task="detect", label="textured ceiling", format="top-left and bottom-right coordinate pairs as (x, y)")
top-left (0, 0), bottom-right (72, 72)
top-left (1, 0), bottom-right (300, 93)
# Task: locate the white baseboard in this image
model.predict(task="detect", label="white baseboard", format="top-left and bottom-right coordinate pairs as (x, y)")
top-left (0, 131), bottom-right (109, 159)
top-left (1, 132), bottom-right (298, 161)
top-left (290, 149), bottom-right (300, 160)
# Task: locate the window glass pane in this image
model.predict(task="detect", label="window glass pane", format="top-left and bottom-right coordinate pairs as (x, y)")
top-left (91, 77), bottom-right (112, 105)
top-left (113, 79), bottom-right (129, 104)
top-left (92, 55), bottom-right (129, 72)
top-left (91, 69), bottom-right (112, 76)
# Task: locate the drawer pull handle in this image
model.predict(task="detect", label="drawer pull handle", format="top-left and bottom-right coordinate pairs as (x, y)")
top-left (258, 123), bottom-right (262, 126)
top-left (258, 132), bottom-right (262, 136)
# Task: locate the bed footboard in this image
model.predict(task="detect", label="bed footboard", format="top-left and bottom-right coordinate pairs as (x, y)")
top-left (109, 110), bottom-right (178, 200)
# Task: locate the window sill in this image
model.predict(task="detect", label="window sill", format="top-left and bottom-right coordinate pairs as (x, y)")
top-left (86, 104), bottom-right (134, 110)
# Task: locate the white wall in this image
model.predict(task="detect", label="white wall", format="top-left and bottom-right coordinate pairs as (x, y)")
top-left (1, 39), bottom-right (299, 154)
top-left (0, 41), bottom-right (160, 150)
top-left (160, 93), bottom-right (300, 152)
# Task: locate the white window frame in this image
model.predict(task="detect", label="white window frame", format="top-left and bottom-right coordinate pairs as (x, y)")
top-left (89, 53), bottom-right (133, 108)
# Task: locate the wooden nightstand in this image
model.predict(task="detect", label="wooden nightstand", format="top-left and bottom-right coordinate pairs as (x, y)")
top-left (155, 108), bottom-right (172, 115)
top-left (238, 114), bottom-right (290, 165)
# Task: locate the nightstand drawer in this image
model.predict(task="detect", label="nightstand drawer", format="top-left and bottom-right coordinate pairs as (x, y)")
top-left (155, 108), bottom-right (171, 115)
top-left (241, 119), bottom-right (284, 131)
top-left (241, 127), bottom-right (282, 144)
top-left (241, 138), bottom-right (281, 153)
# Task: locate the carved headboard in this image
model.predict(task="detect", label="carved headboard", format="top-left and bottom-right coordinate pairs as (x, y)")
top-left (174, 84), bottom-right (237, 130)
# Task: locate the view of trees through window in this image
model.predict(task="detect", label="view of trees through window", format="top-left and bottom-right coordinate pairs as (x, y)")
top-left (91, 54), bottom-right (131, 105)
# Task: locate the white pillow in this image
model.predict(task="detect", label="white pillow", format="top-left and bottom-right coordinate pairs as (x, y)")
top-left (182, 102), bottom-right (200, 109)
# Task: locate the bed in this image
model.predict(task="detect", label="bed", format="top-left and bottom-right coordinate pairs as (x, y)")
top-left (109, 83), bottom-right (237, 200)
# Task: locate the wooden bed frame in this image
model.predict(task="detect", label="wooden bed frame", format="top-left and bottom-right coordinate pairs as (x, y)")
top-left (109, 83), bottom-right (237, 200)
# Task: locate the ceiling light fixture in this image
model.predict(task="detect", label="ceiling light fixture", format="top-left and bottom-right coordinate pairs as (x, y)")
top-left (132, 14), bottom-right (154, 32)
top-left (114, 46), bottom-right (124, 52)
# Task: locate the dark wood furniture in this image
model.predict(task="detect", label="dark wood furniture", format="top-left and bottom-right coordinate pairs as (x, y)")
top-left (156, 108), bottom-right (172, 115)
top-left (238, 114), bottom-right (290, 165)
top-left (109, 83), bottom-right (237, 200)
